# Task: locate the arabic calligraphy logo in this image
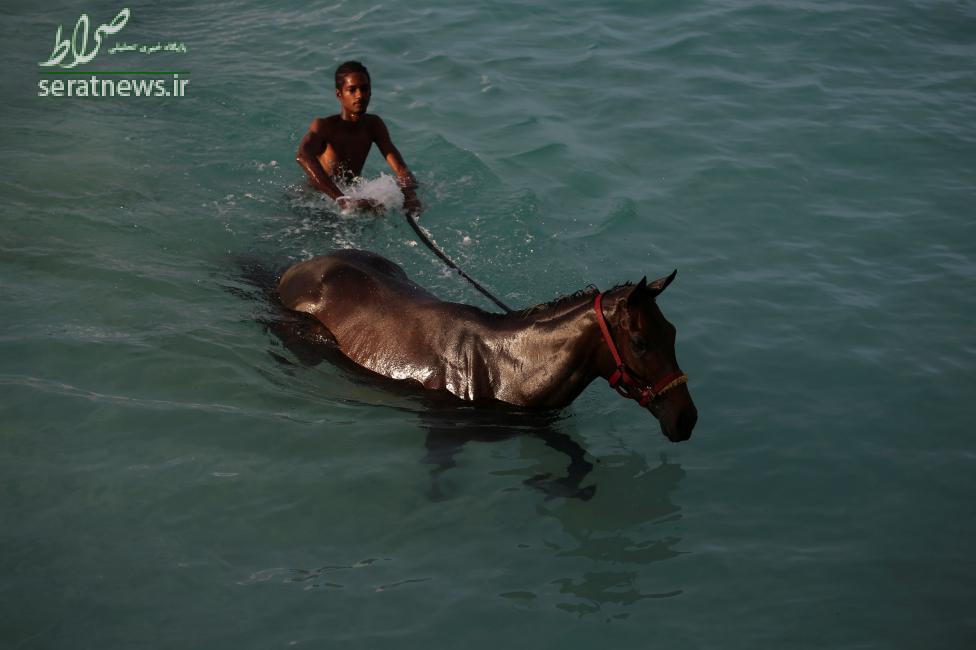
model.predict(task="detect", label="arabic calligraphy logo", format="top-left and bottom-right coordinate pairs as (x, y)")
top-left (40, 8), bottom-right (130, 69)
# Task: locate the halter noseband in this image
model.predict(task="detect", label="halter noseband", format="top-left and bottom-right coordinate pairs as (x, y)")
top-left (594, 292), bottom-right (688, 407)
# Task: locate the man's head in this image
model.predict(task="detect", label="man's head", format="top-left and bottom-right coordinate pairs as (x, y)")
top-left (334, 61), bottom-right (371, 118)
top-left (334, 61), bottom-right (370, 90)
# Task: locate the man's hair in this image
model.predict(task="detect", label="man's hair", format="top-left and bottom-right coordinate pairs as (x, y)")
top-left (334, 61), bottom-right (370, 90)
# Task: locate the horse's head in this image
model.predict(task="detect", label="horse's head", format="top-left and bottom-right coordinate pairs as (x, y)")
top-left (604, 272), bottom-right (698, 442)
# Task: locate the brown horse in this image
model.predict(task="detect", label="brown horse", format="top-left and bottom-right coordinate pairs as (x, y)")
top-left (276, 249), bottom-right (697, 442)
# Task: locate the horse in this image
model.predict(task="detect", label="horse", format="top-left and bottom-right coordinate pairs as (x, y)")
top-left (276, 249), bottom-right (697, 443)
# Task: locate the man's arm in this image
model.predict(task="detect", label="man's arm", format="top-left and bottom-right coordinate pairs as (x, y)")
top-left (295, 118), bottom-right (345, 200)
top-left (296, 118), bottom-right (384, 213)
top-left (372, 117), bottom-right (422, 215)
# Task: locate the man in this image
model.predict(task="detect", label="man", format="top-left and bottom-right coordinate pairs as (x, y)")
top-left (296, 61), bottom-right (421, 215)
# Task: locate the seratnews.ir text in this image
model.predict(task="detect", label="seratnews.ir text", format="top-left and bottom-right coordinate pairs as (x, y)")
top-left (38, 74), bottom-right (189, 98)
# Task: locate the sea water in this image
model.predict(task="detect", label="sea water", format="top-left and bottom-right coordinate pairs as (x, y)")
top-left (1, 0), bottom-right (974, 647)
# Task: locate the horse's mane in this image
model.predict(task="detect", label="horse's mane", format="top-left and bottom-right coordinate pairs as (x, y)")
top-left (514, 282), bottom-right (634, 317)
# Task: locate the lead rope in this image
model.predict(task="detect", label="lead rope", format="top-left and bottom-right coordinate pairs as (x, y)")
top-left (404, 211), bottom-right (513, 313)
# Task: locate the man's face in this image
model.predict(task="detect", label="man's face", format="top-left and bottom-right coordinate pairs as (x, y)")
top-left (337, 72), bottom-right (371, 116)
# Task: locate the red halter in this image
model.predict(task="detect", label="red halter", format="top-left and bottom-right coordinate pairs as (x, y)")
top-left (594, 292), bottom-right (688, 407)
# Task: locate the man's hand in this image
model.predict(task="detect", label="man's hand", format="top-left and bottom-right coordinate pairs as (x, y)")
top-left (336, 196), bottom-right (385, 214)
top-left (402, 189), bottom-right (423, 216)
top-left (396, 173), bottom-right (423, 217)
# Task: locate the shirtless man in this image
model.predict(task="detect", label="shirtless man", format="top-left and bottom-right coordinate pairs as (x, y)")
top-left (296, 61), bottom-right (421, 215)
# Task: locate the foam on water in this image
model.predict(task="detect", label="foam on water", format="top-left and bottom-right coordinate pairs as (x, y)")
top-left (340, 173), bottom-right (407, 214)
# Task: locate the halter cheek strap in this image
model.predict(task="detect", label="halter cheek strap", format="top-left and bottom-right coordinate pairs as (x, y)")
top-left (594, 292), bottom-right (688, 407)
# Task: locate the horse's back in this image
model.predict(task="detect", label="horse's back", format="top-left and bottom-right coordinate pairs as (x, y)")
top-left (326, 249), bottom-right (410, 281)
top-left (277, 250), bottom-right (477, 391)
top-left (278, 249), bottom-right (438, 317)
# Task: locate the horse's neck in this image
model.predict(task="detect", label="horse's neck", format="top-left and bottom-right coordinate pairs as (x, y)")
top-left (492, 296), bottom-right (612, 408)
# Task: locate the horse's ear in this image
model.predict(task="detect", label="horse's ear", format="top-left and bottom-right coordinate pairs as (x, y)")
top-left (626, 277), bottom-right (648, 307)
top-left (648, 270), bottom-right (677, 297)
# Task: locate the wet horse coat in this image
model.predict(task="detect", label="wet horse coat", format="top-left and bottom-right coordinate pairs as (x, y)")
top-left (277, 249), bottom-right (696, 442)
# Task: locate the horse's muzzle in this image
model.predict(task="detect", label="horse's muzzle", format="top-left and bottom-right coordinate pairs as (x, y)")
top-left (652, 387), bottom-right (697, 442)
top-left (667, 405), bottom-right (698, 442)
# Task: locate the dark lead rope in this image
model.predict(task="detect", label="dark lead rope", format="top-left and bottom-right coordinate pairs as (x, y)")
top-left (404, 212), bottom-right (513, 313)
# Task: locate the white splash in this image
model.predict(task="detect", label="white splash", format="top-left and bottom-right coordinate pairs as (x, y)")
top-left (340, 173), bottom-right (405, 215)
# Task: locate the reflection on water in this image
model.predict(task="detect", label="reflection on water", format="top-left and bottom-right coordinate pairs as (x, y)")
top-left (516, 453), bottom-right (687, 617)
top-left (419, 407), bottom-right (596, 501)
top-left (546, 452), bottom-right (685, 532)
top-left (238, 558), bottom-right (431, 594)
top-left (552, 571), bottom-right (682, 617)
top-left (414, 411), bottom-right (687, 618)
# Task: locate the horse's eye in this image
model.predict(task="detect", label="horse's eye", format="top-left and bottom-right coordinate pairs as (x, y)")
top-left (631, 336), bottom-right (647, 354)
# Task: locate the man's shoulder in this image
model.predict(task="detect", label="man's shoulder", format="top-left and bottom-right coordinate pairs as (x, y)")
top-left (306, 115), bottom-right (345, 135)
top-left (363, 113), bottom-right (387, 128)
top-left (311, 115), bottom-right (342, 129)
top-left (363, 114), bottom-right (390, 138)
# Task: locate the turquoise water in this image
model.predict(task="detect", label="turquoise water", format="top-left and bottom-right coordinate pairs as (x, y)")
top-left (2, 0), bottom-right (975, 647)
